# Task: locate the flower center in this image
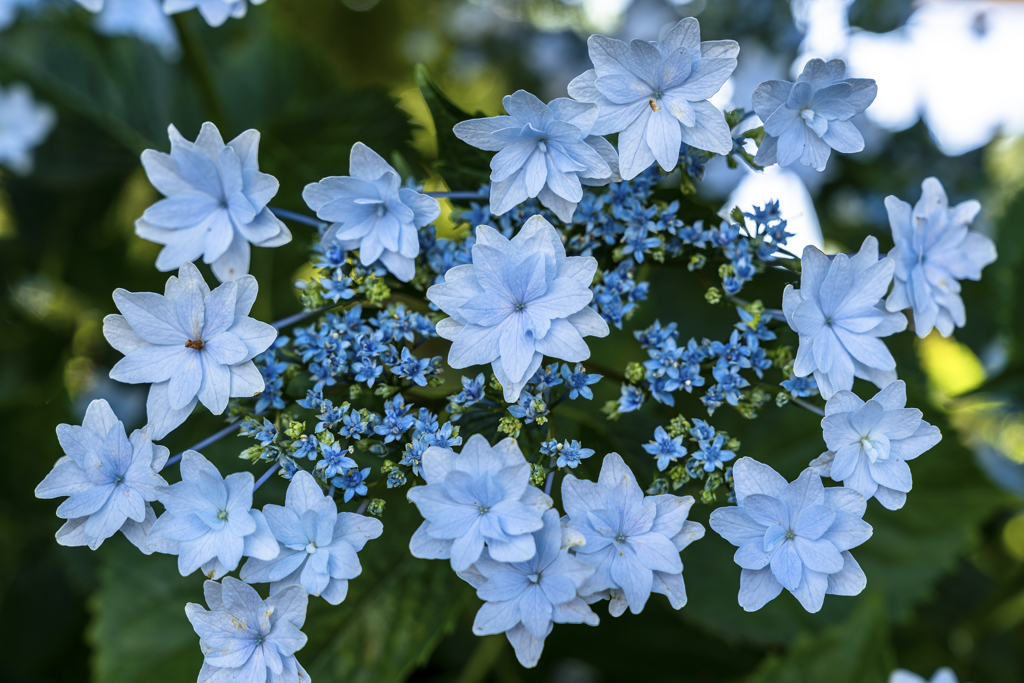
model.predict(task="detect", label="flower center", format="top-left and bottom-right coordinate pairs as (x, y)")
top-left (860, 435), bottom-right (883, 462)
top-left (824, 316), bottom-right (834, 327)
top-left (514, 302), bottom-right (526, 312)
top-left (527, 572), bottom-right (541, 584)
top-left (537, 140), bottom-right (548, 153)
top-left (216, 509), bottom-right (229, 521)
top-left (478, 505), bottom-right (490, 516)
top-left (305, 542), bottom-right (317, 554)
top-left (801, 108), bottom-right (816, 123)
top-left (185, 339), bottom-right (204, 350)
top-left (112, 474), bottom-right (124, 485)
top-left (614, 532), bottom-right (628, 543)
top-left (376, 204), bottom-right (386, 217)
top-left (785, 529), bottom-right (796, 540)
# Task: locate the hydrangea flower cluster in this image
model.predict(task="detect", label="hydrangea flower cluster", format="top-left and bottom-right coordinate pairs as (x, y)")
top-left (568, 18), bottom-right (738, 176)
top-left (710, 458), bottom-right (872, 612)
top-left (426, 216), bottom-right (610, 402)
top-left (137, 123), bottom-right (292, 281)
top-left (240, 471), bottom-right (383, 603)
top-left (304, 143), bottom-right (440, 282)
top-left (783, 236), bottom-right (907, 399)
top-left (562, 453), bottom-right (705, 615)
top-left (884, 177), bottom-right (997, 337)
top-left (459, 509), bottom-right (599, 667)
top-left (34, 12), bottom-right (1000, 679)
top-left (147, 450), bottom-right (279, 578)
top-left (455, 91), bottom-right (619, 222)
top-left (812, 381), bottom-right (941, 510)
top-left (103, 261), bottom-right (278, 439)
top-left (408, 435), bottom-right (552, 571)
top-left (35, 399), bottom-right (168, 552)
top-left (185, 578), bottom-right (309, 683)
top-left (753, 58), bottom-right (876, 171)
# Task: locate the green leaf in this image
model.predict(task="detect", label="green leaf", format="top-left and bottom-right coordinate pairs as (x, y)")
top-left (87, 541), bottom-right (203, 683)
top-left (414, 64), bottom-right (492, 193)
top-left (301, 502), bottom-right (475, 683)
top-left (303, 556), bottom-right (473, 682)
top-left (745, 594), bottom-right (895, 683)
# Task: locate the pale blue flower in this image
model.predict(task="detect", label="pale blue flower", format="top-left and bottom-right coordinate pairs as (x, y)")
top-left (753, 58), bottom-right (876, 171)
top-left (0, 82), bottom-right (55, 175)
top-left (427, 216), bottom-right (610, 402)
top-left (147, 450), bottom-right (280, 578)
top-left (35, 399), bottom-right (168, 551)
top-left (453, 90), bottom-right (618, 222)
top-left (709, 458), bottom-right (872, 613)
top-left (644, 426), bottom-right (687, 471)
top-left (568, 18), bottom-right (738, 179)
top-left (0, 0), bottom-right (33, 30)
top-left (136, 122), bottom-right (291, 281)
top-left (884, 177), bottom-right (997, 337)
top-left (186, 577), bottom-right (309, 683)
top-left (408, 434), bottom-right (553, 572)
top-left (782, 236), bottom-right (907, 399)
top-left (303, 142), bottom-right (439, 282)
top-left (813, 380), bottom-right (941, 510)
top-left (562, 453), bottom-right (705, 615)
top-left (103, 262), bottom-right (277, 439)
top-left (163, 0), bottom-right (266, 27)
top-left (889, 668), bottom-right (967, 683)
top-left (75, 0), bottom-right (104, 10)
top-left (459, 509), bottom-right (599, 668)
top-left (240, 471), bottom-right (383, 605)
top-left (94, 0), bottom-right (179, 60)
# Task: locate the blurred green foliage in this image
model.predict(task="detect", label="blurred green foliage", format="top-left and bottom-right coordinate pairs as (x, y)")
top-left (2, 1), bottom-right (1024, 682)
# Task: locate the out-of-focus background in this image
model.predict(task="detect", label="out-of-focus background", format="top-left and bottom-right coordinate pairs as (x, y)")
top-left (2, 1), bottom-right (1024, 681)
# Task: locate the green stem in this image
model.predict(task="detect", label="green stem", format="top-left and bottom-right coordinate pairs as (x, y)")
top-left (172, 14), bottom-right (226, 128)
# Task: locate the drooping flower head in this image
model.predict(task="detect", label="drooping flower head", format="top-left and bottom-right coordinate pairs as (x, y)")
top-left (408, 434), bottom-right (552, 571)
top-left (240, 471), bottom-right (383, 604)
top-left (162, 0), bottom-right (267, 27)
top-left (35, 399), bottom-right (168, 551)
top-left (103, 262), bottom-right (277, 439)
top-left (459, 509), bottom-right (599, 668)
top-left (303, 142), bottom-right (440, 282)
top-left (136, 122), bottom-right (291, 281)
top-left (562, 453), bottom-right (705, 616)
top-left (185, 578), bottom-right (309, 683)
top-left (709, 458), bottom-right (872, 613)
top-left (453, 91), bottom-right (618, 222)
top-left (568, 17), bottom-right (738, 179)
top-left (753, 58), bottom-right (876, 171)
top-left (147, 450), bottom-right (279, 578)
top-left (426, 215), bottom-right (610, 402)
top-left (884, 177), bottom-right (997, 337)
top-left (812, 380), bottom-right (941, 510)
top-left (782, 236), bottom-right (907, 399)
top-left (0, 82), bottom-right (56, 175)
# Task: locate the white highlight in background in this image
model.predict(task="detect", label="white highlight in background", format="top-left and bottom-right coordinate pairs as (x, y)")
top-left (724, 165), bottom-right (824, 255)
